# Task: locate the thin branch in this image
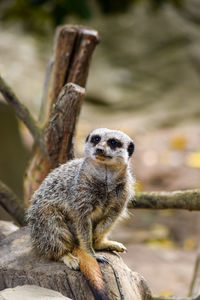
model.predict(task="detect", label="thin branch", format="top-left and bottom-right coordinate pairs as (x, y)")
top-left (189, 247), bottom-right (200, 297)
top-left (0, 180), bottom-right (25, 226)
top-left (0, 75), bottom-right (47, 156)
top-left (178, 2), bottom-right (200, 26)
top-left (39, 57), bottom-right (54, 123)
top-left (129, 190), bottom-right (200, 211)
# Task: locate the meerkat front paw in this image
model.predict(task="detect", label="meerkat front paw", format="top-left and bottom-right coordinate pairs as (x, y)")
top-left (109, 241), bottom-right (127, 252)
top-left (61, 253), bottom-right (80, 270)
top-left (94, 240), bottom-right (127, 253)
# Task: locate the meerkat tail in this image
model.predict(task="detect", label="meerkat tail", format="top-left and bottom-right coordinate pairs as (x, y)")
top-left (73, 248), bottom-right (109, 300)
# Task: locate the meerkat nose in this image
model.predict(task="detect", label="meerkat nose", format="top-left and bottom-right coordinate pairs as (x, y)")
top-left (96, 148), bottom-right (104, 155)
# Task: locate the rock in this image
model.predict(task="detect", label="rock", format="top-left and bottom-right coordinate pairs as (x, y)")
top-left (0, 285), bottom-right (71, 299)
top-left (0, 227), bottom-right (152, 300)
top-left (0, 221), bottom-right (19, 241)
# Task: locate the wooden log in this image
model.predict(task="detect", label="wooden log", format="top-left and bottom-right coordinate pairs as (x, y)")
top-left (0, 228), bottom-right (152, 300)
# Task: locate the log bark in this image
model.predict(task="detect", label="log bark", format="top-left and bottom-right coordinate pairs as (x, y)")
top-left (24, 25), bottom-right (99, 204)
top-left (0, 228), bottom-right (152, 300)
top-left (129, 190), bottom-right (200, 211)
top-left (45, 83), bottom-right (85, 167)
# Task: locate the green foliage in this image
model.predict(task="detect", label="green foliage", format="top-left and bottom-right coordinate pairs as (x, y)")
top-left (0, 0), bottom-right (92, 34)
top-left (96, 0), bottom-right (133, 14)
top-left (0, 0), bottom-right (183, 35)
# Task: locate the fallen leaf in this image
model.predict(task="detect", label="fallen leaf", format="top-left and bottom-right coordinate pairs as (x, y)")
top-left (158, 291), bottom-right (173, 297)
top-left (185, 152), bottom-right (200, 168)
top-left (183, 238), bottom-right (196, 250)
top-left (169, 135), bottom-right (187, 150)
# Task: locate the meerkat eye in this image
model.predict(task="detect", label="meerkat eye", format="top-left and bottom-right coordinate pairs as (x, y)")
top-left (91, 135), bottom-right (101, 145)
top-left (107, 138), bottom-right (122, 150)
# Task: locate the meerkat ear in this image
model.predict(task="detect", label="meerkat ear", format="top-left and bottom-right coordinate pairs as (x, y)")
top-left (127, 142), bottom-right (134, 157)
top-left (85, 134), bottom-right (90, 142)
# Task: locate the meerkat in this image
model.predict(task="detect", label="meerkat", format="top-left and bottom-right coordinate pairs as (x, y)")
top-left (27, 128), bottom-right (135, 300)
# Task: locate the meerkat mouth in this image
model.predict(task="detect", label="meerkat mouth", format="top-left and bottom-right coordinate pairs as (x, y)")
top-left (95, 154), bottom-right (112, 161)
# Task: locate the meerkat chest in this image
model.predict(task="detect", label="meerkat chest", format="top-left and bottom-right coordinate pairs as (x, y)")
top-left (88, 179), bottom-right (128, 217)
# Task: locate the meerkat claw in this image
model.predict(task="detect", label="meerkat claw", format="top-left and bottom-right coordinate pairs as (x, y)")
top-left (61, 254), bottom-right (80, 270)
top-left (95, 254), bottom-right (109, 264)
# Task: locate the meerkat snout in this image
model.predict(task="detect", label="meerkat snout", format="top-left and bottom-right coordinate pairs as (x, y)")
top-left (95, 148), bottom-right (104, 155)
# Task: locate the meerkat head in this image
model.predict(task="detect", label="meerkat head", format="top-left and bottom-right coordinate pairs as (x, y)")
top-left (84, 128), bottom-right (134, 166)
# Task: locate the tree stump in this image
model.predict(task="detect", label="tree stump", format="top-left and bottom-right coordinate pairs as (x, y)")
top-left (0, 228), bottom-right (152, 300)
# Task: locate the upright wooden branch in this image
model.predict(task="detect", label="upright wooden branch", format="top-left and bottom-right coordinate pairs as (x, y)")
top-left (42, 25), bottom-right (99, 123)
top-left (129, 190), bottom-right (200, 211)
top-left (0, 180), bottom-right (25, 226)
top-left (45, 83), bottom-right (85, 167)
top-left (0, 76), bottom-right (47, 156)
top-left (66, 26), bottom-right (100, 87)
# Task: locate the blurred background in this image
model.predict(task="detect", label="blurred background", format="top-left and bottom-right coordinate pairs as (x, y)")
top-left (0, 0), bottom-right (200, 297)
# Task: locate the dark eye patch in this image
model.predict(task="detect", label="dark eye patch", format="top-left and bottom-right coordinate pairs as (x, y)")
top-left (90, 135), bottom-right (101, 145)
top-left (85, 134), bottom-right (90, 142)
top-left (127, 142), bottom-right (134, 157)
top-left (107, 138), bottom-right (122, 150)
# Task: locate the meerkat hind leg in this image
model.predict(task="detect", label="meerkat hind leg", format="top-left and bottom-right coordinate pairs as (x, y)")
top-left (61, 253), bottom-right (80, 270)
top-left (94, 239), bottom-right (127, 253)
